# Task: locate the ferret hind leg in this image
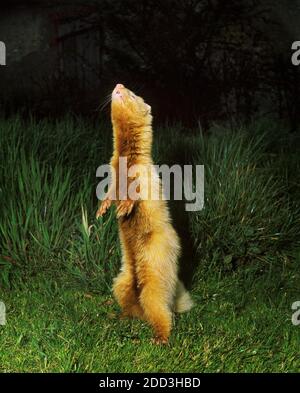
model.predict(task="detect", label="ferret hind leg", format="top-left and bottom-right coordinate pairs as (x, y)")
top-left (137, 238), bottom-right (178, 344)
top-left (113, 270), bottom-right (144, 319)
top-left (113, 243), bottom-right (144, 319)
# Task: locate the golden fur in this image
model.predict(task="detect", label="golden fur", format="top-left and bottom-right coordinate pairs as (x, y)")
top-left (96, 84), bottom-right (193, 343)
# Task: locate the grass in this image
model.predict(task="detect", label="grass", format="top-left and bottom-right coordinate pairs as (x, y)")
top-left (1, 264), bottom-right (300, 372)
top-left (0, 115), bottom-right (300, 372)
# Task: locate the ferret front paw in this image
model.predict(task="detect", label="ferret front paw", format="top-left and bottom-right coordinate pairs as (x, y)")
top-left (116, 200), bottom-right (135, 218)
top-left (96, 198), bottom-right (112, 218)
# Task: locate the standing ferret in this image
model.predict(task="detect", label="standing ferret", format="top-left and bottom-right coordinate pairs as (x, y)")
top-left (96, 84), bottom-right (193, 344)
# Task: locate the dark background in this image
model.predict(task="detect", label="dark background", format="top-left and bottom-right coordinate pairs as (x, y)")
top-left (0, 0), bottom-right (300, 128)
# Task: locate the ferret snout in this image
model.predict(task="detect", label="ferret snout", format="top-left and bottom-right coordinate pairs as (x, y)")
top-left (113, 83), bottom-right (125, 100)
top-left (115, 83), bottom-right (124, 94)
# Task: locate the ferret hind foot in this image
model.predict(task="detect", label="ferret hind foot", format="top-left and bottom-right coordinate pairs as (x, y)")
top-left (150, 336), bottom-right (169, 346)
top-left (119, 305), bottom-right (145, 320)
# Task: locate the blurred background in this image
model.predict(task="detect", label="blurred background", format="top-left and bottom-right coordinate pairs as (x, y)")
top-left (1, 0), bottom-right (300, 127)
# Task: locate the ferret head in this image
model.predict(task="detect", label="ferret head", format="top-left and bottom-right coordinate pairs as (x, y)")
top-left (111, 84), bottom-right (152, 127)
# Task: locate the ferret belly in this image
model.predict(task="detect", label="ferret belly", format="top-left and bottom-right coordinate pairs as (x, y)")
top-left (118, 201), bottom-right (180, 292)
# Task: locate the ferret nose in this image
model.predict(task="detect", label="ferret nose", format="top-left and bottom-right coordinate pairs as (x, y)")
top-left (116, 83), bottom-right (124, 90)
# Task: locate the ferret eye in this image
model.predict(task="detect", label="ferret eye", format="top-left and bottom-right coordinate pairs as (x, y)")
top-left (130, 93), bottom-right (136, 99)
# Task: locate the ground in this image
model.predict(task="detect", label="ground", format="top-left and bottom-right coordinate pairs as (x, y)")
top-left (1, 262), bottom-right (299, 372)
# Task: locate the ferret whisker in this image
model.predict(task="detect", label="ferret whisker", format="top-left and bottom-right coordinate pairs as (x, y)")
top-left (94, 90), bottom-right (113, 112)
top-left (97, 97), bottom-right (112, 112)
top-left (101, 100), bottom-right (111, 112)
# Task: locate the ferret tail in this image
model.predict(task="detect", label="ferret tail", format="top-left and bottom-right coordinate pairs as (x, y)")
top-left (174, 280), bottom-right (193, 313)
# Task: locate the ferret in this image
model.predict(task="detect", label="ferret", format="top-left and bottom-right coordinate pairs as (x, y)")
top-left (96, 83), bottom-right (193, 344)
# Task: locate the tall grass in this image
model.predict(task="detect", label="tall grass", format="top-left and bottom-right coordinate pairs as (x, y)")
top-left (189, 125), bottom-right (300, 273)
top-left (0, 116), bottom-right (299, 289)
top-left (0, 116), bottom-right (118, 290)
